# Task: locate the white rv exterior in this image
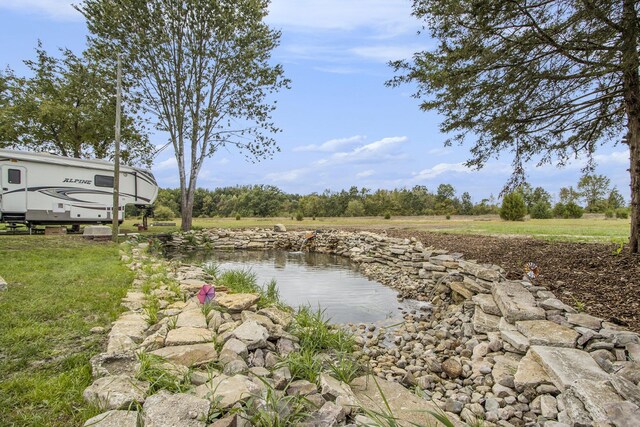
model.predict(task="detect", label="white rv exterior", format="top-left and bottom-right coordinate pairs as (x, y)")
top-left (0, 149), bottom-right (158, 225)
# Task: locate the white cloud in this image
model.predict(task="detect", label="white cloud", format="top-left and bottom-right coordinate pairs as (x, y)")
top-left (0, 0), bottom-right (81, 20)
top-left (330, 136), bottom-right (407, 163)
top-left (267, 0), bottom-right (416, 35)
top-left (427, 147), bottom-right (451, 156)
top-left (294, 135), bottom-right (366, 152)
top-left (412, 162), bottom-right (471, 181)
top-left (356, 169), bottom-right (375, 178)
top-left (265, 168), bottom-right (310, 183)
top-left (594, 150), bottom-right (629, 165)
top-left (154, 157), bottom-right (178, 171)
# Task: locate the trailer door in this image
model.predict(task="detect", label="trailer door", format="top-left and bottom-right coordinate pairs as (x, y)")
top-left (1, 166), bottom-right (27, 213)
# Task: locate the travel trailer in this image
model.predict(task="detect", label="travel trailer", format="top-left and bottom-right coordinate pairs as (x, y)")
top-left (0, 149), bottom-right (158, 227)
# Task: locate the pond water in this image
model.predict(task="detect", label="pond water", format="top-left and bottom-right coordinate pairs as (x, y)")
top-left (176, 250), bottom-right (409, 325)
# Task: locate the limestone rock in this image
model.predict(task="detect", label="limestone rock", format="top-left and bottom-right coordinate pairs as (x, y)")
top-left (473, 308), bottom-right (500, 334)
top-left (501, 329), bottom-right (530, 354)
top-left (83, 410), bottom-right (138, 427)
top-left (442, 358), bottom-right (463, 379)
top-left (514, 352), bottom-right (553, 392)
top-left (83, 375), bottom-right (149, 410)
top-left (142, 390), bottom-right (210, 427)
top-left (351, 376), bottom-right (462, 426)
top-left (90, 352), bottom-right (137, 378)
top-left (567, 313), bottom-right (603, 330)
top-left (273, 224), bottom-right (286, 232)
top-left (571, 379), bottom-right (623, 422)
top-left (319, 374), bottom-right (358, 413)
top-left (257, 306), bottom-right (293, 328)
top-left (230, 320), bottom-right (269, 350)
top-left (458, 260), bottom-right (500, 282)
top-left (165, 327), bottom-right (213, 346)
top-left (216, 293), bottom-right (260, 313)
top-left (176, 309), bottom-right (208, 329)
top-left (150, 343), bottom-right (217, 367)
top-left (530, 346), bottom-right (609, 391)
top-left (221, 338), bottom-right (249, 360)
top-left (472, 294), bottom-right (502, 316)
top-left (492, 281), bottom-right (545, 323)
top-left (515, 320), bottom-right (578, 348)
top-left (492, 354), bottom-right (520, 388)
top-left (287, 379), bottom-right (318, 396)
top-left (195, 374), bottom-right (260, 409)
top-left (605, 401), bottom-right (640, 427)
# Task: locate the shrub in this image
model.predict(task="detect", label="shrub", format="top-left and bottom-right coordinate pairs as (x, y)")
top-left (296, 212), bottom-right (304, 221)
top-left (616, 208), bottom-right (629, 219)
top-left (564, 202), bottom-right (584, 218)
top-left (235, 214), bottom-right (241, 220)
top-left (500, 192), bottom-right (526, 221)
top-left (605, 210), bottom-right (615, 219)
top-left (530, 202), bottom-right (552, 219)
top-left (384, 212), bottom-right (391, 220)
top-left (552, 202), bottom-right (566, 218)
top-left (153, 205), bottom-right (175, 221)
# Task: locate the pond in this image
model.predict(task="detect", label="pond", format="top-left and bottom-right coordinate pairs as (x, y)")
top-left (175, 250), bottom-right (412, 325)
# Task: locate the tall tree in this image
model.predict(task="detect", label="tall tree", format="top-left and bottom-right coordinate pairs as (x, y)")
top-left (390, 0), bottom-right (640, 252)
top-left (78, 0), bottom-right (289, 231)
top-left (577, 174), bottom-right (611, 212)
top-left (0, 44), bottom-right (151, 165)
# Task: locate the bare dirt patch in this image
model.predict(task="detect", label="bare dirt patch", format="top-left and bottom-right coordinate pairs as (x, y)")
top-left (383, 229), bottom-right (640, 333)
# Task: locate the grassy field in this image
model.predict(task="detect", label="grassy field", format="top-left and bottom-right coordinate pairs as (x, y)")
top-left (0, 236), bottom-right (133, 426)
top-left (111, 214), bottom-right (629, 244)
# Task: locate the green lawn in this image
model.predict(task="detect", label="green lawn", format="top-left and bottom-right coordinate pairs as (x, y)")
top-left (0, 236), bottom-right (133, 426)
top-left (116, 214), bottom-right (629, 244)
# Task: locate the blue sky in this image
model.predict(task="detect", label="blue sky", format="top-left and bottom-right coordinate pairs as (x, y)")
top-left (0, 0), bottom-right (631, 202)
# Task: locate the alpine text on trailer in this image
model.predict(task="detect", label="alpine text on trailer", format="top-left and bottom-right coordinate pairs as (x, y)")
top-left (0, 149), bottom-right (158, 227)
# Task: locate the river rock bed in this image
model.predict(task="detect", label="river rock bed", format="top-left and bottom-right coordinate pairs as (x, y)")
top-left (83, 228), bottom-right (640, 426)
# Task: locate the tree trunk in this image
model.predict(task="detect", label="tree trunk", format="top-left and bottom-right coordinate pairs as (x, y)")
top-left (181, 188), bottom-right (194, 231)
top-left (622, 0), bottom-right (640, 254)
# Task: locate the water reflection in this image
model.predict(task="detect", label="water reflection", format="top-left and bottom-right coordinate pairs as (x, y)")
top-left (176, 250), bottom-right (405, 325)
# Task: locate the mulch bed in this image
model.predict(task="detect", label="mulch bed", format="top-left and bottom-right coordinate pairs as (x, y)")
top-left (382, 230), bottom-right (640, 334)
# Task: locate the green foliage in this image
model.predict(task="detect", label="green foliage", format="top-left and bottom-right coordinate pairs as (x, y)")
top-left (296, 212), bottom-right (304, 221)
top-left (259, 279), bottom-right (282, 309)
top-left (79, 0), bottom-right (290, 231)
top-left (605, 210), bottom-right (615, 219)
top-left (616, 208), bottom-right (629, 219)
top-left (217, 269), bottom-right (259, 294)
top-left (282, 349), bottom-right (324, 384)
top-left (345, 199), bottom-right (366, 217)
top-left (240, 377), bottom-right (311, 426)
top-left (500, 192), bottom-right (526, 221)
top-left (608, 187), bottom-right (626, 210)
top-left (236, 214), bottom-right (242, 221)
top-left (326, 353), bottom-right (364, 383)
top-left (153, 205), bottom-right (176, 221)
top-left (0, 44), bottom-right (151, 165)
top-left (578, 174), bottom-right (611, 213)
top-left (291, 306), bottom-right (355, 354)
top-left (0, 236), bottom-right (132, 425)
top-left (142, 295), bottom-right (161, 325)
top-left (384, 212), bottom-right (391, 220)
top-left (136, 352), bottom-right (191, 395)
top-left (564, 202), bottom-right (584, 219)
top-left (529, 201), bottom-right (552, 219)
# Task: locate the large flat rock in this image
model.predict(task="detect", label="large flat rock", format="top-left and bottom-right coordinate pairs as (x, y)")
top-left (530, 346), bottom-right (610, 391)
top-left (230, 320), bottom-right (269, 350)
top-left (472, 294), bottom-right (501, 316)
top-left (215, 293), bottom-right (260, 312)
top-left (165, 327), bottom-right (213, 346)
top-left (492, 281), bottom-right (545, 323)
top-left (351, 376), bottom-right (463, 427)
top-left (516, 320), bottom-right (578, 348)
top-left (472, 308), bottom-right (500, 333)
top-left (514, 352), bottom-right (553, 392)
top-left (150, 343), bottom-right (217, 367)
top-left (143, 390), bottom-right (210, 427)
top-left (176, 309), bottom-right (208, 329)
top-left (83, 375), bottom-right (149, 410)
top-left (194, 374), bottom-right (260, 409)
top-left (571, 379), bottom-right (623, 423)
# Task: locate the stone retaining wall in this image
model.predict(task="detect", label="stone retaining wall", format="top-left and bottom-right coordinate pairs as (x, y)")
top-left (82, 228), bottom-right (640, 427)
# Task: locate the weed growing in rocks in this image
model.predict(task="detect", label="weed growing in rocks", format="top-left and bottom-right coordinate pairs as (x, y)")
top-left (326, 352), bottom-right (365, 384)
top-left (240, 377), bottom-right (312, 426)
top-left (142, 295), bottom-right (161, 325)
top-left (292, 306), bottom-right (355, 353)
top-left (281, 349), bottom-right (324, 383)
top-left (203, 262), bottom-right (220, 279)
top-left (136, 352), bottom-right (191, 395)
top-left (217, 268), bottom-right (259, 293)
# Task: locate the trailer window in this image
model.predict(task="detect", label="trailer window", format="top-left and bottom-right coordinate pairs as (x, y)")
top-left (8, 169), bottom-right (21, 184)
top-left (95, 175), bottom-right (114, 188)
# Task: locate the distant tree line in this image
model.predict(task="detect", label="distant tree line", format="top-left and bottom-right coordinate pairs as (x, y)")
top-left (132, 174), bottom-right (629, 220)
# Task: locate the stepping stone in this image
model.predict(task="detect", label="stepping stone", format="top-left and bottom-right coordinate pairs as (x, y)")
top-left (176, 309), bottom-right (208, 329)
top-left (216, 293), bottom-right (260, 312)
top-left (472, 294), bottom-right (501, 316)
top-left (530, 346), bottom-right (610, 391)
top-left (150, 343), bottom-right (217, 367)
top-left (165, 327), bottom-right (213, 346)
top-left (143, 390), bottom-right (210, 427)
top-left (194, 374), bottom-right (260, 409)
top-left (109, 312), bottom-right (149, 344)
top-left (492, 281), bottom-right (545, 323)
top-left (83, 375), bottom-right (149, 410)
top-left (458, 260), bottom-right (500, 282)
top-left (83, 410), bottom-right (138, 427)
top-left (515, 320), bottom-right (578, 348)
top-left (351, 376), bottom-right (463, 426)
top-left (514, 352), bottom-right (553, 392)
top-left (571, 379), bottom-right (623, 423)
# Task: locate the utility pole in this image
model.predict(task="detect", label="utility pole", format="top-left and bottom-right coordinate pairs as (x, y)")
top-left (111, 55), bottom-right (122, 242)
